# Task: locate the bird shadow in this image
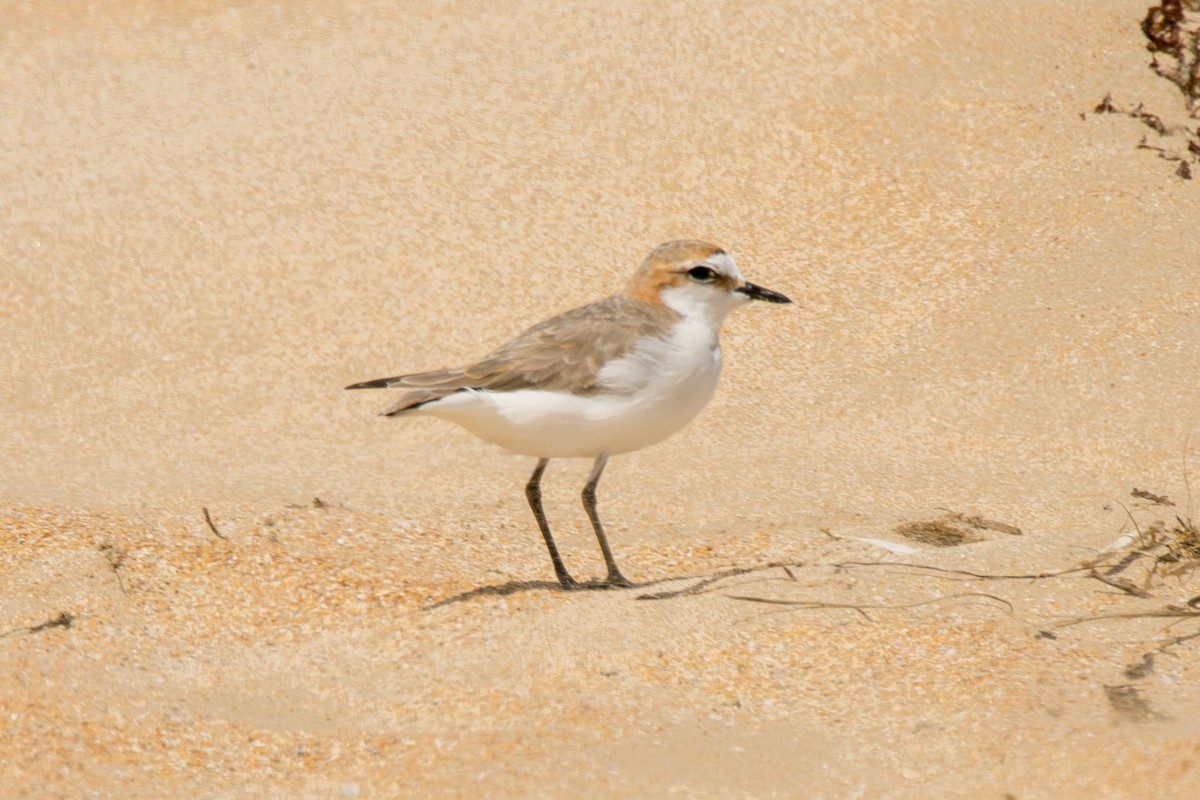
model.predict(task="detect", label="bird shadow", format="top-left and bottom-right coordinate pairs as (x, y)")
top-left (425, 560), bottom-right (802, 609)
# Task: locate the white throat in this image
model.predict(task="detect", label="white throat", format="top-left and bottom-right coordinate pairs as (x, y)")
top-left (659, 282), bottom-right (748, 331)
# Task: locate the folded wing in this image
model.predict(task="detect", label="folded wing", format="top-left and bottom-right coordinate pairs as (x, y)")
top-left (345, 295), bottom-right (679, 416)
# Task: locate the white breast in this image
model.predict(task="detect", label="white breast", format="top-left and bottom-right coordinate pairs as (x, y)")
top-left (596, 318), bottom-right (719, 398)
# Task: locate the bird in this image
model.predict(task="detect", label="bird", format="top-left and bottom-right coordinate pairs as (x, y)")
top-left (346, 240), bottom-right (791, 589)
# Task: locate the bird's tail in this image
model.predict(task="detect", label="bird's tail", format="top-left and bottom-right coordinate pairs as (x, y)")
top-left (344, 376), bottom-right (396, 390)
top-left (345, 369), bottom-right (475, 416)
top-left (379, 388), bottom-right (467, 416)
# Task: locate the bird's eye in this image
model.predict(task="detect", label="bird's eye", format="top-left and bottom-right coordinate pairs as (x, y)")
top-left (687, 266), bottom-right (717, 283)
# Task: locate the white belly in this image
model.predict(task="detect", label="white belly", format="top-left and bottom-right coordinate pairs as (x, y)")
top-left (411, 322), bottom-right (723, 458)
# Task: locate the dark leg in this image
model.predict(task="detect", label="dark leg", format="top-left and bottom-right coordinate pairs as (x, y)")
top-left (582, 453), bottom-right (632, 587)
top-left (525, 458), bottom-right (577, 589)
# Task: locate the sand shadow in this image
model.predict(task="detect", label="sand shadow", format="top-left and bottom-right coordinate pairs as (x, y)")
top-left (426, 560), bottom-right (802, 608)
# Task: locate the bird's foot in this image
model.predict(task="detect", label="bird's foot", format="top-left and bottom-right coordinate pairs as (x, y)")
top-left (602, 571), bottom-right (634, 589)
top-left (555, 573), bottom-right (581, 591)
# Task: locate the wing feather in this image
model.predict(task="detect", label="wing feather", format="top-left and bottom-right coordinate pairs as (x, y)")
top-left (346, 295), bottom-right (679, 416)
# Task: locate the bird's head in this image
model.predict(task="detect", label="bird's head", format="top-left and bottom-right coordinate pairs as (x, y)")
top-left (627, 240), bottom-right (791, 327)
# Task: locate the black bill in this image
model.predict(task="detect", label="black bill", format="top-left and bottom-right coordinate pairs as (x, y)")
top-left (736, 282), bottom-right (792, 304)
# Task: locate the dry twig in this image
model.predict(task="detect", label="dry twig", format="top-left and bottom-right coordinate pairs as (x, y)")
top-left (833, 561), bottom-right (1087, 581)
top-left (1133, 487), bottom-right (1174, 506)
top-left (1, 611), bottom-right (75, 639)
top-left (202, 507), bottom-right (227, 540)
top-left (1089, 568), bottom-right (1155, 598)
top-left (98, 542), bottom-right (128, 595)
top-left (726, 592), bottom-right (1015, 622)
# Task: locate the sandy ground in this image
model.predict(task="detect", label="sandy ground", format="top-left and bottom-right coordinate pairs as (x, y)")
top-left (3, 0), bottom-right (1200, 797)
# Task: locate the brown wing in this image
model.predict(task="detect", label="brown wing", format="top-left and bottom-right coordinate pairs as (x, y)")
top-left (345, 295), bottom-right (679, 416)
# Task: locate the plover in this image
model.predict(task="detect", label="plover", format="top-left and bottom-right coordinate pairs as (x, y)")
top-left (347, 240), bottom-right (791, 589)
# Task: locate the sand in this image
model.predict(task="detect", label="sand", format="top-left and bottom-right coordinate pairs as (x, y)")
top-left (3, 0), bottom-right (1200, 797)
